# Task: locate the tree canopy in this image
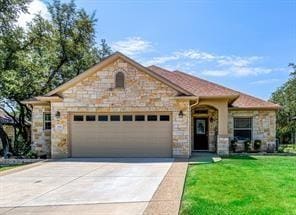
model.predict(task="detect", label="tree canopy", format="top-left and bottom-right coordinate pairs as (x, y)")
top-left (0, 0), bottom-right (112, 157)
top-left (270, 64), bottom-right (296, 144)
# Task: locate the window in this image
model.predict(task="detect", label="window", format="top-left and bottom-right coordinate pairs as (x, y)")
top-left (123, 115), bottom-right (133, 121)
top-left (110, 115), bottom-right (120, 121)
top-left (234, 117), bottom-right (252, 140)
top-left (115, 72), bottom-right (125, 88)
top-left (98, 115), bottom-right (108, 121)
top-left (135, 115), bottom-right (145, 121)
top-left (160, 115), bottom-right (170, 121)
top-left (147, 115), bottom-right (157, 121)
top-left (86, 115), bottom-right (96, 121)
top-left (74, 115), bottom-right (84, 121)
top-left (43, 113), bottom-right (51, 130)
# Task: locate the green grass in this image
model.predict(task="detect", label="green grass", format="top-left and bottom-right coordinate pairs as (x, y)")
top-left (180, 156), bottom-right (296, 215)
top-left (0, 164), bottom-right (24, 172)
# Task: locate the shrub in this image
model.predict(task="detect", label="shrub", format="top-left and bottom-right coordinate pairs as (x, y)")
top-left (26, 150), bottom-right (38, 159)
top-left (230, 139), bottom-right (237, 152)
top-left (254, 139), bottom-right (262, 150)
top-left (13, 136), bottom-right (31, 158)
top-left (244, 139), bottom-right (251, 152)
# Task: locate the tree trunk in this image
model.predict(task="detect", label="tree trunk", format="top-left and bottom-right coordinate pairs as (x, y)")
top-left (0, 122), bottom-right (9, 158)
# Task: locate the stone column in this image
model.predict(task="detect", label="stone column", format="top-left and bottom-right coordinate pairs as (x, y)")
top-left (217, 103), bottom-right (229, 155)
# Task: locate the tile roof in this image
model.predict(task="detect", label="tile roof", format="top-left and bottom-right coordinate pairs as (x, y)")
top-left (148, 65), bottom-right (280, 109)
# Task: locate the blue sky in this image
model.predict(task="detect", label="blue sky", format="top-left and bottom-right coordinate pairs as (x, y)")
top-left (28, 0), bottom-right (296, 100)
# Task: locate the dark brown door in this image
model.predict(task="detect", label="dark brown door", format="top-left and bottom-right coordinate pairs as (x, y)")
top-left (194, 118), bottom-right (209, 150)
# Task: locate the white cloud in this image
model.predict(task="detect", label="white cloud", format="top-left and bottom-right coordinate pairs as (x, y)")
top-left (112, 37), bottom-right (280, 77)
top-left (201, 70), bottom-right (231, 77)
top-left (250, 79), bottom-right (280, 85)
top-left (143, 49), bottom-right (216, 65)
top-left (17, 0), bottom-right (49, 28)
top-left (201, 66), bottom-right (273, 77)
top-left (111, 37), bottom-right (153, 57)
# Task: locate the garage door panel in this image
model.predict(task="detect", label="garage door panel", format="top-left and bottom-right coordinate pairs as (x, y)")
top-left (71, 113), bottom-right (172, 157)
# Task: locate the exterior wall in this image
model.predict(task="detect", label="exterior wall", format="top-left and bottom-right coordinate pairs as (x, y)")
top-left (49, 58), bottom-right (191, 158)
top-left (31, 105), bottom-right (51, 156)
top-left (228, 110), bottom-right (277, 152)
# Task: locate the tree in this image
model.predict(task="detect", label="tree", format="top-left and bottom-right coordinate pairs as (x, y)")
top-left (0, 0), bottom-right (112, 157)
top-left (270, 64), bottom-right (296, 144)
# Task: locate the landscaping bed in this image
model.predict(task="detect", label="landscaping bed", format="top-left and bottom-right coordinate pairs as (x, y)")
top-left (180, 156), bottom-right (296, 215)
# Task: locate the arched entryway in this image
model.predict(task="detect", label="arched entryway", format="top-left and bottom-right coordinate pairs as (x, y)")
top-left (191, 105), bottom-right (218, 152)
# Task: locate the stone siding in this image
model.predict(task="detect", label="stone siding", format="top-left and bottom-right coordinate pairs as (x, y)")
top-left (31, 105), bottom-right (51, 156)
top-left (49, 59), bottom-right (191, 158)
top-left (228, 110), bottom-right (277, 151)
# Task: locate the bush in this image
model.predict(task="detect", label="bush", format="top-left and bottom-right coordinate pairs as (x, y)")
top-left (13, 136), bottom-right (31, 158)
top-left (244, 139), bottom-right (251, 152)
top-left (254, 139), bottom-right (262, 151)
top-left (26, 150), bottom-right (38, 159)
top-left (230, 139), bottom-right (237, 152)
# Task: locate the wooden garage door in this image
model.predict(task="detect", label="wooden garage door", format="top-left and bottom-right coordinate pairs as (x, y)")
top-left (70, 113), bottom-right (172, 157)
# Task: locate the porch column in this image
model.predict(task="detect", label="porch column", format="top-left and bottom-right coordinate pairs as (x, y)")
top-left (217, 102), bottom-right (229, 155)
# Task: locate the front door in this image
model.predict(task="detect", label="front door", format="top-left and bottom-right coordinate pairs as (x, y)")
top-left (194, 118), bottom-right (209, 150)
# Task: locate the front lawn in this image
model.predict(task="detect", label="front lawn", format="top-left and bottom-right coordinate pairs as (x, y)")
top-left (0, 164), bottom-right (23, 172)
top-left (180, 156), bottom-right (296, 215)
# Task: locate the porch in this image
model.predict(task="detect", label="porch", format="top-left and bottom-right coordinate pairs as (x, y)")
top-left (190, 97), bottom-right (232, 156)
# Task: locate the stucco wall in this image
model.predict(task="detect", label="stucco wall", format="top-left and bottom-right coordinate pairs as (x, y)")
top-left (228, 110), bottom-right (277, 151)
top-left (31, 105), bottom-right (51, 156)
top-left (49, 58), bottom-right (191, 158)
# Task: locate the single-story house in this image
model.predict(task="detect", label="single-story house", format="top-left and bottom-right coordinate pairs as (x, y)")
top-left (23, 52), bottom-right (280, 158)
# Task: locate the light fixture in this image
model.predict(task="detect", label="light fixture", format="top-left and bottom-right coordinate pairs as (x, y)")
top-left (178, 110), bottom-right (184, 118)
top-left (55, 111), bottom-right (61, 119)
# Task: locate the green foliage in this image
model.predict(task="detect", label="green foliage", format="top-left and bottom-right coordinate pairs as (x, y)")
top-left (243, 139), bottom-right (251, 152)
top-left (25, 150), bottom-right (38, 159)
top-left (278, 144), bottom-right (296, 153)
top-left (0, 0), bottom-right (31, 33)
top-left (270, 64), bottom-right (296, 144)
top-left (13, 136), bottom-right (30, 157)
top-left (230, 139), bottom-right (237, 152)
top-left (0, 0), bottom-right (112, 155)
top-left (253, 139), bottom-right (262, 150)
top-left (180, 156), bottom-right (296, 215)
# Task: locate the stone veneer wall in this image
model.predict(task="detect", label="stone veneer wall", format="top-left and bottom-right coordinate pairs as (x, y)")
top-left (49, 58), bottom-right (191, 158)
top-left (228, 110), bottom-right (277, 151)
top-left (31, 105), bottom-right (51, 156)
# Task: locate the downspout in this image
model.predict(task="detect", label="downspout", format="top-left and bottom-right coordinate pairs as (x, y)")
top-left (189, 97), bottom-right (199, 157)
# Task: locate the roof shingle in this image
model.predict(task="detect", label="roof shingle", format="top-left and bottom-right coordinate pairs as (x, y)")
top-left (148, 65), bottom-right (279, 109)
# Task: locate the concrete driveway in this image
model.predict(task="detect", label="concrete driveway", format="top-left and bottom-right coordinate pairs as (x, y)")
top-left (0, 158), bottom-right (173, 215)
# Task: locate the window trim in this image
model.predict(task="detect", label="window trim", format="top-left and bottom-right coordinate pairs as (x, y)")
top-left (115, 71), bottom-right (125, 88)
top-left (86, 115), bottom-right (96, 121)
top-left (123, 115), bottom-right (133, 121)
top-left (147, 115), bottom-right (158, 121)
top-left (43, 112), bottom-right (51, 130)
top-left (98, 115), bottom-right (108, 122)
top-left (135, 115), bottom-right (145, 121)
top-left (73, 115), bottom-right (84, 122)
top-left (110, 115), bottom-right (121, 121)
top-left (233, 117), bottom-right (253, 141)
top-left (159, 115), bottom-right (170, 121)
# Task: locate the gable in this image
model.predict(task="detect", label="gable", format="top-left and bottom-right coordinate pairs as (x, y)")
top-left (46, 52), bottom-right (191, 97)
top-left (61, 58), bottom-right (179, 108)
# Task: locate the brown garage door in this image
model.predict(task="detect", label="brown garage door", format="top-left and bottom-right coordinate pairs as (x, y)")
top-left (70, 113), bottom-right (172, 157)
